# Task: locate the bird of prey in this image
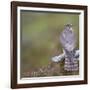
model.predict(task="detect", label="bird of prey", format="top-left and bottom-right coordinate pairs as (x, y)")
top-left (60, 24), bottom-right (78, 71)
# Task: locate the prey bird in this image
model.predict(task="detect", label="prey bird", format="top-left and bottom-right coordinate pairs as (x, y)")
top-left (52, 24), bottom-right (79, 71)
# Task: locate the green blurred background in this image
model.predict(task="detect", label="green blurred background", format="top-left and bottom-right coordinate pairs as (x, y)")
top-left (20, 10), bottom-right (79, 77)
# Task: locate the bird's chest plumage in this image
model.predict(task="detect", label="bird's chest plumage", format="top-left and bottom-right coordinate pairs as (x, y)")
top-left (63, 30), bottom-right (74, 43)
top-left (60, 29), bottom-right (76, 51)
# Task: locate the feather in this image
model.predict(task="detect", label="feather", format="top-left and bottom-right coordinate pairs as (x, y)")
top-left (51, 49), bottom-right (79, 62)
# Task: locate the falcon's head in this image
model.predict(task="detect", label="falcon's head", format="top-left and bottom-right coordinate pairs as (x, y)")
top-left (64, 24), bottom-right (73, 32)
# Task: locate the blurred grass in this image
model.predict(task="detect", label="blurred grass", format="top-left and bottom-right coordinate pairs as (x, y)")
top-left (20, 10), bottom-right (79, 77)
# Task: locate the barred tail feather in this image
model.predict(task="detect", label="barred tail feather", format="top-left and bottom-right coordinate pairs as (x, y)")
top-left (64, 57), bottom-right (78, 71)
